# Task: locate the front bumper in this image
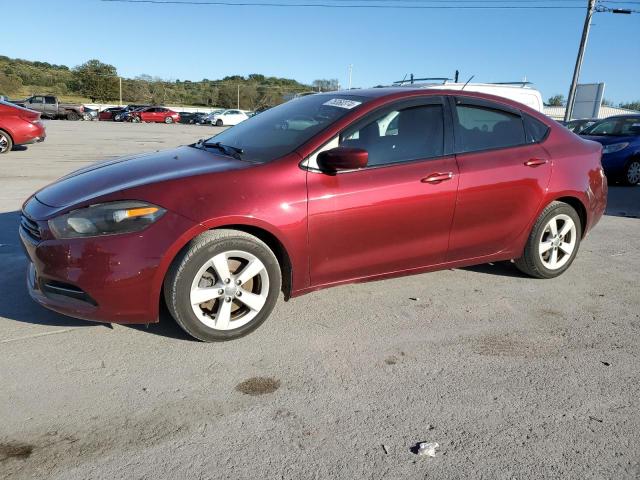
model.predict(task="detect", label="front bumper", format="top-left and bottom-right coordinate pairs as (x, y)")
top-left (20, 197), bottom-right (198, 324)
top-left (601, 151), bottom-right (632, 179)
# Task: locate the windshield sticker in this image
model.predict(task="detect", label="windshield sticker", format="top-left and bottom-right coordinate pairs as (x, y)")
top-left (323, 98), bottom-right (362, 110)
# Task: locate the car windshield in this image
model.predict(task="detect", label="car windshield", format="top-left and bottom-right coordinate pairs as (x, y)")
top-left (200, 94), bottom-right (370, 162)
top-left (582, 117), bottom-right (640, 136)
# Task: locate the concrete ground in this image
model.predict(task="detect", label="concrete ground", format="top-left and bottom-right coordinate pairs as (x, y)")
top-left (1, 121), bottom-right (639, 479)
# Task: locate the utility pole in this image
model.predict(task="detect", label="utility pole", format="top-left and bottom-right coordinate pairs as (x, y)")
top-left (564, 2), bottom-right (633, 121)
top-left (119, 77), bottom-right (122, 106)
top-left (565, 0), bottom-right (596, 122)
top-left (348, 64), bottom-right (353, 90)
top-left (237, 84), bottom-right (240, 109)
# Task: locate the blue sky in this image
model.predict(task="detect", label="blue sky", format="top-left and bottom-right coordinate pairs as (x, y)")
top-left (1, 0), bottom-right (638, 103)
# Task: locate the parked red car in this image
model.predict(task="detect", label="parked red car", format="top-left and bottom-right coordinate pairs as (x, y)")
top-left (20, 89), bottom-right (606, 341)
top-left (0, 100), bottom-right (46, 154)
top-left (98, 107), bottom-right (125, 121)
top-left (130, 106), bottom-right (180, 124)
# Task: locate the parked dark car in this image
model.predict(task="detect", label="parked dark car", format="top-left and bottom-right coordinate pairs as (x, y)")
top-left (99, 107), bottom-right (125, 121)
top-left (13, 95), bottom-right (85, 120)
top-left (178, 112), bottom-right (196, 124)
top-left (177, 112), bottom-right (208, 124)
top-left (191, 112), bottom-right (211, 124)
top-left (564, 118), bottom-right (597, 134)
top-left (114, 105), bottom-right (149, 122)
top-left (20, 89), bottom-right (606, 342)
top-left (0, 100), bottom-right (46, 153)
top-left (580, 115), bottom-right (640, 185)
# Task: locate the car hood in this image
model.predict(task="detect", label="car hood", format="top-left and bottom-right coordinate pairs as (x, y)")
top-left (35, 145), bottom-right (251, 208)
top-left (581, 134), bottom-right (638, 146)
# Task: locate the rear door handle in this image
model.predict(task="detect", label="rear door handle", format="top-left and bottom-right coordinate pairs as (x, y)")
top-left (524, 158), bottom-right (548, 167)
top-left (421, 172), bottom-right (454, 184)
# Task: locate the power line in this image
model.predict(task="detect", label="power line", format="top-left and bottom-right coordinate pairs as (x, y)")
top-left (100, 0), bottom-right (587, 8)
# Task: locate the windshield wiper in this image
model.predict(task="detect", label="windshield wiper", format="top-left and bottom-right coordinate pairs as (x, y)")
top-left (202, 141), bottom-right (244, 158)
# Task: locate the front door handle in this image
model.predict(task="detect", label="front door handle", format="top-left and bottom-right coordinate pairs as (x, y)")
top-left (421, 172), bottom-right (454, 184)
top-left (524, 158), bottom-right (548, 167)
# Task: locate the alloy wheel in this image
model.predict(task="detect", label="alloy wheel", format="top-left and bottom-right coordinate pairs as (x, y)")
top-left (0, 134), bottom-right (9, 153)
top-left (627, 161), bottom-right (640, 185)
top-left (189, 250), bottom-right (269, 330)
top-left (538, 214), bottom-right (577, 270)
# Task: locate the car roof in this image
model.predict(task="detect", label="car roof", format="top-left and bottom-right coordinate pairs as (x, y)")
top-left (317, 87), bottom-right (544, 118)
top-left (600, 114), bottom-right (640, 119)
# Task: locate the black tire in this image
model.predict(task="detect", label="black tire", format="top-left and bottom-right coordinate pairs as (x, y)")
top-left (514, 201), bottom-right (582, 279)
top-left (164, 229), bottom-right (282, 342)
top-left (0, 129), bottom-right (13, 154)
top-left (215, 119), bottom-right (223, 126)
top-left (66, 111), bottom-right (81, 121)
top-left (621, 158), bottom-right (640, 186)
top-left (165, 116), bottom-right (173, 124)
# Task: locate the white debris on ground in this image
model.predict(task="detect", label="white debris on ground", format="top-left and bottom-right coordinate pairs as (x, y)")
top-left (417, 442), bottom-right (439, 457)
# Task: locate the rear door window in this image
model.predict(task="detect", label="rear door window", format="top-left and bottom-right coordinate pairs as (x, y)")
top-left (454, 103), bottom-right (526, 153)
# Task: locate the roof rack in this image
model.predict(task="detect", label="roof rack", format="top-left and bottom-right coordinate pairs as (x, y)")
top-left (487, 81), bottom-right (533, 87)
top-left (393, 75), bottom-right (451, 86)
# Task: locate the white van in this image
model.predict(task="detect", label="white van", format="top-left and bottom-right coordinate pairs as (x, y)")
top-left (416, 82), bottom-right (544, 112)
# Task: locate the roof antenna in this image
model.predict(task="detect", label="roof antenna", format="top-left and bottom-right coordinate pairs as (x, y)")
top-left (454, 70), bottom-right (459, 83)
top-left (461, 75), bottom-right (475, 90)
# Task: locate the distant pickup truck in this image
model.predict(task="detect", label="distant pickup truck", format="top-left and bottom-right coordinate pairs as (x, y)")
top-left (12, 95), bottom-right (85, 120)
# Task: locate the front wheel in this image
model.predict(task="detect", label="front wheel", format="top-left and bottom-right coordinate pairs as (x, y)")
top-left (514, 201), bottom-right (582, 279)
top-left (165, 116), bottom-right (173, 124)
top-left (164, 230), bottom-right (282, 342)
top-left (215, 119), bottom-right (223, 126)
top-left (622, 159), bottom-right (640, 186)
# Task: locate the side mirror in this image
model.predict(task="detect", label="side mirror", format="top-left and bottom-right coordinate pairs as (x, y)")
top-left (317, 147), bottom-right (368, 172)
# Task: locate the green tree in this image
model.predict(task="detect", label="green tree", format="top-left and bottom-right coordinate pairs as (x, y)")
top-left (619, 101), bottom-right (640, 111)
top-left (602, 98), bottom-right (614, 107)
top-left (72, 59), bottom-right (118, 102)
top-left (312, 79), bottom-right (340, 92)
top-left (547, 94), bottom-right (565, 106)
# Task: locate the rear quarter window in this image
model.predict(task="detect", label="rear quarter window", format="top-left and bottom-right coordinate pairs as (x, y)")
top-left (523, 114), bottom-right (550, 143)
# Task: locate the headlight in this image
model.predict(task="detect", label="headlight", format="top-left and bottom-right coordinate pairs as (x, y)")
top-left (602, 142), bottom-right (629, 154)
top-left (49, 201), bottom-right (165, 239)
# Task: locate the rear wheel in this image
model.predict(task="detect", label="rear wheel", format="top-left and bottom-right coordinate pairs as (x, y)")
top-left (514, 201), bottom-right (582, 279)
top-left (622, 159), bottom-right (640, 186)
top-left (165, 116), bottom-right (173, 124)
top-left (164, 230), bottom-right (281, 342)
top-left (0, 130), bottom-right (13, 154)
top-left (66, 111), bottom-right (81, 121)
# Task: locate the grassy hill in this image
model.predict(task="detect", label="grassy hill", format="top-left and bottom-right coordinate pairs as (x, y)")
top-left (0, 55), bottom-right (314, 109)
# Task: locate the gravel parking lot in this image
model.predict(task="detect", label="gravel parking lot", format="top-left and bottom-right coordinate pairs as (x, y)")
top-left (1, 121), bottom-right (639, 479)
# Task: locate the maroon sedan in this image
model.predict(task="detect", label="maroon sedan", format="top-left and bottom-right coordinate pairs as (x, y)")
top-left (20, 89), bottom-right (606, 341)
top-left (0, 100), bottom-right (46, 154)
top-left (131, 106), bottom-right (180, 124)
